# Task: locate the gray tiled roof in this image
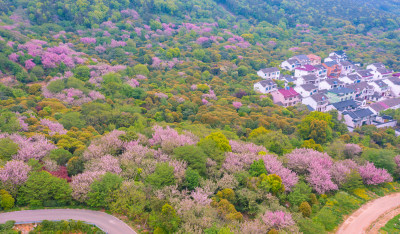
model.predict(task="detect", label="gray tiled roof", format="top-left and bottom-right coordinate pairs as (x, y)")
top-left (260, 67), bottom-right (280, 73)
top-left (344, 108), bottom-right (374, 119)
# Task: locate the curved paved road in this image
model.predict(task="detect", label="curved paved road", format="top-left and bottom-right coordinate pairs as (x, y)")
top-left (0, 209), bottom-right (136, 234)
top-left (337, 192), bottom-right (400, 234)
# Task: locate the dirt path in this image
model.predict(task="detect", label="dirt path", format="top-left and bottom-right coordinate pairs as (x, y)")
top-left (336, 192), bottom-right (400, 234)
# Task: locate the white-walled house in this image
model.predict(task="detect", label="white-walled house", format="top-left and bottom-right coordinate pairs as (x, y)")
top-left (319, 79), bottom-right (344, 90)
top-left (281, 58), bottom-right (300, 71)
top-left (346, 82), bottom-right (374, 100)
top-left (343, 109), bottom-right (376, 128)
top-left (383, 77), bottom-right (400, 97)
top-left (294, 65), bottom-right (317, 78)
top-left (339, 60), bottom-right (354, 75)
top-left (257, 67), bottom-right (280, 79)
top-left (370, 80), bottom-right (391, 97)
top-left (302, 93), bottom-right (329, 112)
top-left (329, 50), bottom-right (348, 62)
top-left (356, 70), bottom-right (374, 80)
top-left (366, 63), bottom-right (386, 71)
top-left (314, 64), bottom-right (328, 78)
top-left (294, 84), bottom-right (318, 98)
top-left (339, 73), bottom-right (362, 84)
top-left (296, 74), bottom-right (320, 86)
top-left (294, 55), bottom-right (311, 66)
top-left (372, 68), bottom-right (393, 80)
top-left (369, 98), bottom-right (400, 114)
top-left (253, 79), bottom-right (277, 94)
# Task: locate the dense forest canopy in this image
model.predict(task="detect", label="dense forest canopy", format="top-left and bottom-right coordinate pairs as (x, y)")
top-left (0, 0), bottom-right (400, 233)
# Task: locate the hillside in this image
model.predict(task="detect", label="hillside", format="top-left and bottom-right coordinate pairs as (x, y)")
top-left (0, 0), bottom-right (400, 233)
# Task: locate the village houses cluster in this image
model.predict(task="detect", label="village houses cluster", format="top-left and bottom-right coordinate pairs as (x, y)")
top-left (254, 51), bottom-right (400, 131)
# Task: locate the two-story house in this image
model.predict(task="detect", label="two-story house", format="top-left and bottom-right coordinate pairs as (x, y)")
top-left (302, 93), bottom-right (329, 112)
top-left (369, 98), bottom-right (400, 114)
top-left (319, 79), bottom-right (344, 90)
top-left (296, 74), bottom-right (320, 86)
top-left (326, 87), bottom-right (355, 103)
top-left (343, 109), bottom-right (376, 129)
top-left (383, 77), bottom-right (400, 97)
top-left (253, 79), bottom-right (278, 94)
top-left (346, 82), bottom-right (374, 100)
top-left (366, 63), bottom-right (386, 71)
top-left (373, 68), bottom-right (393, 80)
top-left (339, 73), bottom-right (362, 84)
top-left (356, 70), bottom-right (374, 80)
top-left (294, 84), bottom-right (318, 98)
top-left (281, 58), bottom-right (300, 71)
top-left (294, 65), bottom-right (317, 78)
top-left (271, 87), bottom-right (301, 107)
top-left (329, 50), bottom-right (348, 62)
top-left (327, 99), bottom-right (359, 112)
top-left (257, 67), bottom-right (280, 79)
top-left (294, 54), bottom-right (311, 66)
top-left (314, 64), bottom-right (328, 78)
top-left (370, 80), bottom-right (391, 97)
top-left (307, 54), bottom-right (321, 65)
top-left (339, 60), bottom-right (354, 75)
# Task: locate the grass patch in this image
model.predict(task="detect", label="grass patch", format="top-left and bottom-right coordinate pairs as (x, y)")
top-left (380, 214), bottom-right (400, 233)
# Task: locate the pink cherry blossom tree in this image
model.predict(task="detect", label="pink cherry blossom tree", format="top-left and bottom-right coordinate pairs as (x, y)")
top-left (358, 162), bottom-right (393, 185)
top-left (0, 160), bottom-right (31, 192)
top-left (70, 171), bottom-right (105, 202)
top-left (262, 211), bottom-right (295, 230)
top-left (232, 102), bottom-right (243, 109)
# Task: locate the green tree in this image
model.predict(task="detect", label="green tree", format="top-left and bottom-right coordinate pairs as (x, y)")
top-left (173, 145), bottom-right (207, 176)
top-left (0, 111), bottom-right (21, 133)
top-left (197, 138), bottom-right (224, 165)
top-left (73, 66), bottom-right (91, 81)
top-left (149, 203), bottom-right (181, 233)
top-left (288, 182), bottom-right (312, 206)
top-left (87, 173), bottom-right (123, 208)
top-left (109, 181), bottom-right (149, 220)
top-left (249, 159), bottom-right (267, 177)
top-left (59, 112), bottom-right (86, 129)
top-left (298, 111), bottom-right (334, 144)
top-left (17, 171), bottom-right (72, 207)
top-left (185, 168), bottom-right (200, 190)
top-left (133, 64), bottom-right (149, 76)
top-left (258, 174), bottom-right (284, 195)
top-left (48, 148), bottom-right (73, 166)
top-left (0, 138), bottom-right (19, 161)
top-left (0, 189), bottom-right (14, 210)
top-left (146, 163), bottom-right (175, 188)
top-left (342, 170), bottom-right (364, 192)
top-left (67, 157), bottom-right (85, 176)
top-left (200, 132), bottom-right (231, 152)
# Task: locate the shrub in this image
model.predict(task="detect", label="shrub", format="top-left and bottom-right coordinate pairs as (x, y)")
top-left (0, 189), bottom-right (14, 210)
top-left (300, 201), bottom-right (312, 217)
